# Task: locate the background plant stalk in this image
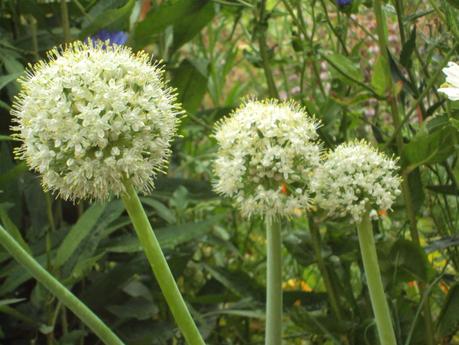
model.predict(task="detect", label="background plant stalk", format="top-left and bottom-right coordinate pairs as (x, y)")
top-left (372, 0), bottom-right (435, 343)
top-left (121, 181), bottom-right (206, 345)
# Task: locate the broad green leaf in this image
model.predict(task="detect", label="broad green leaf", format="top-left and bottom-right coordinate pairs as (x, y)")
top-left (389, 239), bottom-right (432, 283)
top-left (402, 127), bottom-right (457, 173)
top-left (79, 0), bottom-right (135, 39)
top-left (325, 53), bottom-right (364, 83)
top-left (54, 202), bottom-right (106, 268)
top-left (371, 55), bottom-right (388, 96)
top-left (171, 59), bottom-right (208, 114)
top-left (131, 0), bottom-right (212, 49)
top-left (171, 1), bottom-right (215, 52)
top-left (436, 283), bottom-right (459, 337)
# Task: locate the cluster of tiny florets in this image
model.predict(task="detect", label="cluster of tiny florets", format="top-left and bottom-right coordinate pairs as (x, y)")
top-left (11, 41), bottom-right (182, 201)
top-left (312, 141), bottom-right (401, 222)
top-left (438, 62), bottom-right (459, 101)
top-left (213, 100), bottom-right (322, 219)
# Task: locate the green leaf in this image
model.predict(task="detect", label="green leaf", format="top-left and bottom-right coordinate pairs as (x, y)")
top-left (171, 1), bottom-right (215, 52)
top-left (400, 26), bottom-right (417, 69)
top-left (0, 73), bottom-right (21, 90)
top-left (79, 0), bottom-right (135, 39)
top-left (140, 197), bottom-right (176, 224)
top-left (402, 127), bottom-right (457, 172)
top-left (106, 216), bottom-right (222, 253)
top-left (171, 59), bottom-right (208, 114)
top-left (389, 239), bottom-right (431, 283)
top-left (0, 205), bottom-right (31, 254)
top-left (325, 53), bottom-right (364, 83)
top-left (0, 162), bottom-right (28, 186)
top-left (107, 297), bottom-right (158, 320)
top-left (54, 202), bottom-right (106, 268)
top-left (371, 55), bottom-right (388, 96)
top-left (131, 0), bottom-right (212, 49)
top-left (436, 283), bottom-right (459, 337)
top-left (157, 216), bottom-right (222, 249)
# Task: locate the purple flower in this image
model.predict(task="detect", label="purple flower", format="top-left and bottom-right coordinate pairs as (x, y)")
top-left (336, 0), bottom-right (351, 6)
top-left (89, 30), bottom-right (128, 46)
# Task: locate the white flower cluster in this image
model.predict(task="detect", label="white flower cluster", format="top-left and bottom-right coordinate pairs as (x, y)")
top-left (312, 141), bottom-right (401, 222)
top-left (11, 42), bottom-right (182, 201)
top-left (213, 100), bottom-right (321, 219)
top-left (438, 62), bottom-right (459, 101)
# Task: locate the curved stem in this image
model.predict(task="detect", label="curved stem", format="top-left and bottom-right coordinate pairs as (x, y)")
top-left (121, 181), bottom-right (206, 345)
top-left (0, 225), bottom-right (124, 345)
top-left (357, 213), bottom-right (397, 345)
top-left (265, 218), bottom-right (282, 345)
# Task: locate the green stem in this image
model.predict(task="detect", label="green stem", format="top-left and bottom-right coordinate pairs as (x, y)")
top-left (265, 218), bottom-right (282, 345)
top-left (356, 213), bottom-right (397, 345)
top-left (0, 225), bottom-right (124, 345)
top-left (121, 181), bottom-right (206, 345)
top-left (257, 0), bottom-right (279, 98)
top-left (373, 0), bottom-right (435, 343)
top-left (60, 0), bottom-right (71, 42)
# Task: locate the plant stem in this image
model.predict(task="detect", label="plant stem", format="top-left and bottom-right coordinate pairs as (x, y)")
top-left (121, 181), bottom-right (206, 345)
top-left (0, 225), bottom-right (124, 345)
top-left (265, 218), bottom-right (282, 345)
top-left (257, 0), bottom-right (279, 98)
top-left (60, 0), bottom-right (71, 42)
top-left (372, 0), bottom-right (435, 343)
top-left (356, 213), bottom-right (397, 345)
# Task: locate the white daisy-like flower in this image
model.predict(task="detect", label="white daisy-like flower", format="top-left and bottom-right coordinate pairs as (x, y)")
top-left (11, 41), bottom-right (182, 201)
top-left (312, 141), bottom-right (401, 222)
top-left (438, 62), bottom-right (459, 101)
top-left (213, 99), bottom-right (322, 219)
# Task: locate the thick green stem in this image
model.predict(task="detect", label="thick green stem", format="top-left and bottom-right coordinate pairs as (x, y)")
top-left (357, 214), bottom-right (397, 345)
top-left (265, 218), bottom-right (282, 345)
top-left (0, 225), bottom-right (124, 345)
top-left (121, 182), bottom-right (206, 345)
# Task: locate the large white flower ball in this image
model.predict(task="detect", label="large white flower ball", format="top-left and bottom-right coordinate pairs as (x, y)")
top-left (213, 100), bottom-right (322, 219)
top-left (11, 42), bottom-right (182, 201)
top-left (312, 141), bottom-right (401, 222)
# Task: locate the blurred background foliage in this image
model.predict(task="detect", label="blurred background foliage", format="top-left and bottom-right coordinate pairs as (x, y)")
top-left (0, 0), bottom-right (459, 344)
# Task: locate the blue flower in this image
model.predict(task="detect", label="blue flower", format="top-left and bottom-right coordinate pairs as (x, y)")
top-left (336, 0), bottom-right (351, 6)
top-left (89, 30), bottom-right (128, 46)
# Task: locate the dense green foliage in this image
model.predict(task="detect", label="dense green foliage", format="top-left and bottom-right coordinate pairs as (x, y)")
top-left (1, 0), bottom-right (459, 344)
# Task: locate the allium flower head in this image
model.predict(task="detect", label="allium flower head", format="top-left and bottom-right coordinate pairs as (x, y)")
top-left (213, 99), bottom-right (322, 219)
top-left (11, 41), bottom-right (182, 201)
top-left (312, 141), bottom-right (401, 222)
top-left (438, 62), bottom-right (459, 101)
